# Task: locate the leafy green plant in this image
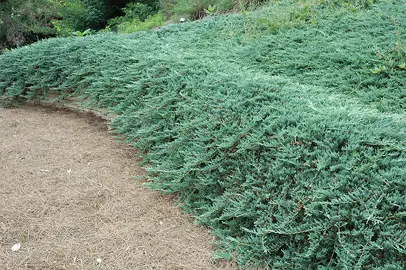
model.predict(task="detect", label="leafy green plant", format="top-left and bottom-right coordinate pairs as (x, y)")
top-left (113, 12), bottom-right (165, 33)
top-left (160, 0), bottom-right (241, 21)
top-left (205, 4), bottom-right (216, 15)
top-left (107, 2), bottom-right (159, 31)
top-left (398, 62), bottom-right (406, 69)
top-left (372, 19), bottom-right (406, 75)
top-left (51, 0), bottom-right (108, 34)
top-left (1, 48), bottom-right (11, 55)
top-left (370, 65), bottom-right (387, 74)
top-left (122, 2), bottom-right (156, 21)
top-left (50, 0), bottom-right (142, 35)
top-left (72, 28), bottom-right (94, 36)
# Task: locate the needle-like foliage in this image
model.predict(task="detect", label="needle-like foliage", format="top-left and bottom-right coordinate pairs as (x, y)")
top-left (1, 0), bottom-right (405, 268)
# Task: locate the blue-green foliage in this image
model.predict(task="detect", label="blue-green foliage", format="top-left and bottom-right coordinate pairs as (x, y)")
top-left (0, 0), bottom-right (405, 268)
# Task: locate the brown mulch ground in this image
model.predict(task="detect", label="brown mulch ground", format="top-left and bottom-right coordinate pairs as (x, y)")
top-left (0, 105), bottom-right (235, 270)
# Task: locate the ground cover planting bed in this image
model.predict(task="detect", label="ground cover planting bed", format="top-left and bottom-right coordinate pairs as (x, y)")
top-left (0, 105), bottom-right (233, 269)
top-left (1, 0), bottom-right (405, 268)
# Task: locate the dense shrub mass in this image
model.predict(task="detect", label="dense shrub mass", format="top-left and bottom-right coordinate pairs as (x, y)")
top-left (50, 0), bottom-right (139, 35)
top-left (106, 2), bottom-right (164, 33)
top-left (0, 0), bottom-right (58, 49)
top-left (0, 0), bottom-right (160, 45)
top-left (1, 0), bottom-right (405, 268)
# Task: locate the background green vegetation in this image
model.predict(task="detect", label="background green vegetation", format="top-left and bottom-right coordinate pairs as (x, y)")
top-left (1, 0), bottom-right (406, 269)
top-left (105, 2), bottom-right (164, 34)
top-left (0, 0), bottom-right (267, 49)
top-left (0, 0), bottom-right (58, 49)
top-left (51, 0), bottom-right (162, 35)
top-left (0, 0), bottom-right (161, 48)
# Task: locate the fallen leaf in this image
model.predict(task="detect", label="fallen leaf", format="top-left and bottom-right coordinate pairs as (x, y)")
top-left (11, 243), bottom-right (21, 252)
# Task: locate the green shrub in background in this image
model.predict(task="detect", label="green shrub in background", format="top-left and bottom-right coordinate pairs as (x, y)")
top-left (1, 0), bottom-right (405, 269)
top-left (107, 2), bottom-right (164, 33)
top-left (137, 0), bottom-right (160, 9)
top-left (159, 0), bottom-right (232, 20)
top-left (159, 0), bottom-right (267, 21)
top-left (51, 0), bottom-right (113, 35)
top-left (110, 12), bottom-right (166, 33)
top-left (0, 0), bottom-right (58, 50)
top-left (51, 0), bottom-right (161, 35)
top-left (119, 2), bottom-right (156, 21)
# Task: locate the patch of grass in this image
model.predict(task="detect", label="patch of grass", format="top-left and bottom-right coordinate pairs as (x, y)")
top-left (1, 0), bottom-right (405, 269)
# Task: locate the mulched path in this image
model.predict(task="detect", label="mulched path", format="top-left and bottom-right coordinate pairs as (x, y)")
top-left (0, 105), bottom-right (234, 270)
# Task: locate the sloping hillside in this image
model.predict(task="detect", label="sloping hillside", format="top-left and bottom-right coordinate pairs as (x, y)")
top-left (1, 0), bottom-right (405, 268)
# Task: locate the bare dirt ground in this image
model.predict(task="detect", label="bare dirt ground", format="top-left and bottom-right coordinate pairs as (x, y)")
top-left (0, 105), bottom-right (234, 270)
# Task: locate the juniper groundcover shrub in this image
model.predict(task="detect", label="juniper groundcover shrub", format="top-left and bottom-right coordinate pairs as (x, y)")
top-left (0, 0), bottom-right (405, 268)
